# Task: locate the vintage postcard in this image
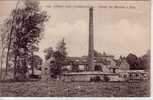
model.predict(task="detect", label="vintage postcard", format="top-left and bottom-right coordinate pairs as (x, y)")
top-left (0, 0), bottom-right (151, 97)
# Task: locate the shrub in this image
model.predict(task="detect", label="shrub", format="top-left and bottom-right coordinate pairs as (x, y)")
top-left (103, 75), bottom-right (110, 82)
top-left (90, 76), bottom-right (101, 82)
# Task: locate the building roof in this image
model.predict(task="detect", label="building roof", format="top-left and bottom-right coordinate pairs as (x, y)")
top-left (66, 56), bottom-right (113, 65)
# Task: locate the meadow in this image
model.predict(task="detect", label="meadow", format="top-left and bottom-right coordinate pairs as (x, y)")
top-left (0, 80), bottom-right (150, 97)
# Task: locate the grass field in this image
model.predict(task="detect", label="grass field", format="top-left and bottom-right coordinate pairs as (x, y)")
top-left (0, 80), bottom-right (150, 97)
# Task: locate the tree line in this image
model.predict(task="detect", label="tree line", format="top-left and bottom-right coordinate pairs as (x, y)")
top-left (126, 51), bottom-right (150, 71)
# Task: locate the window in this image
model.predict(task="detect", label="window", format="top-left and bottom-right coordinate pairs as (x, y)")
top-left (94, 65), bottom-right (102, 71)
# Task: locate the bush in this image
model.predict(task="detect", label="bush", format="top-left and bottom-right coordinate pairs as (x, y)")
top-left (29, 74), bottom-right (41, 79)
top-left (103, 75), bottom-right (110, 82)
top-left (90, 76), bottom-right (101, 82)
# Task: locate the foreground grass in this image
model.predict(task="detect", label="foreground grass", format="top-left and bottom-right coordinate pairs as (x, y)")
top-left (0, 80), bottom-right (150, 97)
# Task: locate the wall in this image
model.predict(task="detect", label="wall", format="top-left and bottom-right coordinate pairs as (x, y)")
top-left (60, 73), bottom-right (122, 82)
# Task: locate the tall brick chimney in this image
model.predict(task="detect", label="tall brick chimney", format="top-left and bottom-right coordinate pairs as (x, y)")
top-left (88, 7), bottom-right (94, 71)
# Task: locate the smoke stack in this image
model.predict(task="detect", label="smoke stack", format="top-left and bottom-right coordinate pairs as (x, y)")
top-left (88, 7), bottom-right (94, 71)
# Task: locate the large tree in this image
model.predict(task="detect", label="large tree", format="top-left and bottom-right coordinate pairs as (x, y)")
top-left (56, 38), bottom-right (67, 57)
top-left (49, 38), bottom-right (67, 78)
top-left (139, 50), bottom-right (150, 70)
top-left (4, 0), bottom-right (48, 81)
top-left (126, 53), bottom-right (139, 70)
top-left (126, 52), bottom-right (150, 70)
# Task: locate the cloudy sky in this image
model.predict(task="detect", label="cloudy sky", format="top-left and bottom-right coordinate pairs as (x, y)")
top-left (0, 0), bottom-right (150, 59)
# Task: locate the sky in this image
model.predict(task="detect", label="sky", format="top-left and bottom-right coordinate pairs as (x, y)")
top-left (0, 0), bottom-right (150, 59)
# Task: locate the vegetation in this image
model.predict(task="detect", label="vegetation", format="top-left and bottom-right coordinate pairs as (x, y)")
top-left (28, 54), bottom-right (43, 75)
top-left (56, 38), bottom-right (67, 57)
top-left (0, 0), bottom-right (150, 97)
top-left (0, 21), bottom-right (9, 80)
top-left (0, 80), bottom-right (150, 97)
top-left (126, 51), bottom-right (150, 70)
top-left (44, 47), bottom-right (54, 61)
top-left (0, 0), bottom-right (48, 81)
top-left (44, 38), bottom-right (67, 78)
top-left (90, 76), bottom-right (101, 82)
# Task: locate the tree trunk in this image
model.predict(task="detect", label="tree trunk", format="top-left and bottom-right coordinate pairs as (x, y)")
top-left (15, 57), bottom-right (27, 81)
top-left (31, 52), bottom-right (34, 75)
top-left (5, 26), bottom-right (13, 80)
top-left (0, 52), bottom-right (3, 81)
top-left (13, 54), bottom-right (18, 80)
top-left (0, 48), bottom-right (5, 81)
top-left (15, 49), bottom-right (28, 81)
top-left (31, 65), bottom-right (34, 75)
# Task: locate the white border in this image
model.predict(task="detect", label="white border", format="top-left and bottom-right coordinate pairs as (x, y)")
top-left (0, 0), bottom-right (152, 99)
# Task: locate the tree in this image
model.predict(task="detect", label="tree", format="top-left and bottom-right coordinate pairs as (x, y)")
top-left (0, 18), bottom-right (13, 80)
top-left (52, 51), bottom-right (65, 78)
top-left (139, 50), bottom-right (150, 70)
top-left (94, 50), bottom-right (102, 57)
top-left (126, 52), bottom-right (150, 70)
top-left (126, 53), bottom-right (139, 70)
top-left (50, 38), bottom-right (67, 78)
top-left (28, 55), bottom-right (43, 75)
top-left (44, 47), bottom-right (54, 60)
top-left (0, 22), bottom-right (9, 80)
top-left (4, 0), bottom-right (48, 81)
top-left (56, 38), bottom-right (67, 57)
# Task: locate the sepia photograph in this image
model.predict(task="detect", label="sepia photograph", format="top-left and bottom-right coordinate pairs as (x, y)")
top-left (0, 0), bottom-right (151, 97)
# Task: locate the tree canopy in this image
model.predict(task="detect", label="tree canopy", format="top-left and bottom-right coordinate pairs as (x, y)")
top-left (44, 38), bottom-right (67, 78)
top-left (4, 0), bottom-right (48, 80)
top-left (44, 47), bottom-right (54, 60)
top-left (126, 51), bottom-right (150, 70)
